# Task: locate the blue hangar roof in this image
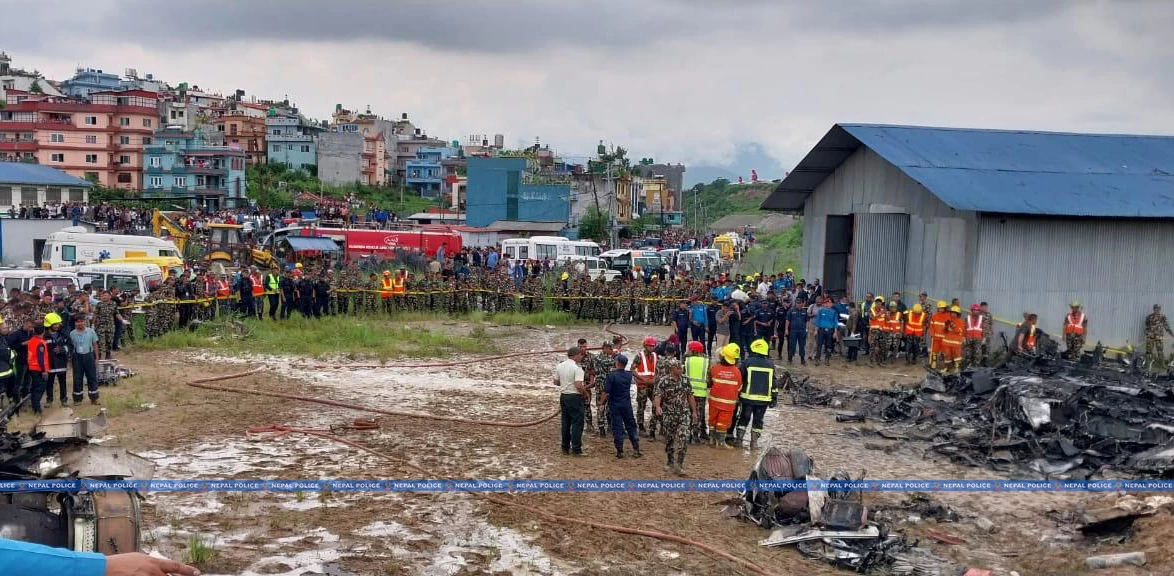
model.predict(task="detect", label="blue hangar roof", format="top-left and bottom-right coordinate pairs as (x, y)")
top-left (0, 163), bottom-right (94, 187)
top-left (763, 124), bottom-right (1174, 217)
top-left (283, 236), bottom-right (341, 252)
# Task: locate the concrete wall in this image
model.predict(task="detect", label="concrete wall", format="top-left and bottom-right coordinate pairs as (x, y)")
top-left (316, 132), bottom-right (364, 186)
top-left (0, 219), bottom-right (95, 266)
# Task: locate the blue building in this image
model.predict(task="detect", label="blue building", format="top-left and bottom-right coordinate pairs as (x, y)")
top-left (465, 157), bottom-right (570, 228)
top-left (59, 68), bottom-right (122, 100)
top-left (266, 109), bottom-right (322, 171)
top-left (405, 146), bottom-right (455, 199)
top-left (143, 127), bottom-right (247, 209)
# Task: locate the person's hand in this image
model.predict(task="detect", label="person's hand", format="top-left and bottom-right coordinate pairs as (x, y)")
top-left (105, 552), bottom-right (200, 576)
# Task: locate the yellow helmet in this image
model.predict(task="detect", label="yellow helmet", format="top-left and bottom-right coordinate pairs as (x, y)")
top-left (937, 300), bottom-right (948, 309)
top-left (875, 296), bottom-right (885, 303)
top-left (950, 305), bottom-right (962, 313)
top-left (750, 338), bottom-right (769, 355)
top-left (560, 272), bottom-right (569, 281)
top-left (912, 304), bottom-right (923, 313)
top-left (786, 268), bottom-right (793, 273)
top-left (1070, 300), bottom-right (1080, 308)
top-left (43, 312), bottom-right (63, 327)
top-left (720, 343), bottom-right (740, 363)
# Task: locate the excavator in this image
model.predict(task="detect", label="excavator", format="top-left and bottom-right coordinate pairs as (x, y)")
top-left (151, 210), bottom-right (276, 269)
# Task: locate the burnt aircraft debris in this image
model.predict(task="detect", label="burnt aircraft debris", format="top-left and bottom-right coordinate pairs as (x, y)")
top-left (788, 350), bottom-right (1174, 478)
top-left (0, 400), bottom-right (153, 555)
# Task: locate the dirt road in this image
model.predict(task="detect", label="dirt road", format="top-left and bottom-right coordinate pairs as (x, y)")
top-left (98, 322), bottom-right (1165, 575)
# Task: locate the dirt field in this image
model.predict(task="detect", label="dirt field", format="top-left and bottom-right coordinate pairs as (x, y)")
top-left (66, 320), bottom-right (1171, 576)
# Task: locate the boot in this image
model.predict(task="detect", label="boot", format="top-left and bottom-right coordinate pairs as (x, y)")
top-left (734, 427), bottom-right (746, 449)
top-left (749, 431), bottom-right (761, 451)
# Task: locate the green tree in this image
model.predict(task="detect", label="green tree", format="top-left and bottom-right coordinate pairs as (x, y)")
top-left (29, 80), bottom-right (43, 94)
top-left (578, 206), bottom-right (608, 242)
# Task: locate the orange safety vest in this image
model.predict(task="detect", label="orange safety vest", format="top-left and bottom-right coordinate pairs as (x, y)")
top-left (965, 314), bottom-right (985, 339)
top-left (1064, 312), bottom-right (1086, 335)
top-left (250, 273), bottom-right (264, 297)
top-left (904, 311), bottom-right (926, 336)
top-left (884, 312), bottom-right (902, 334)
top-left (392, 276), bottom-right (406, 296)
top-left (930, 311), bottom-right (949, 342)
top-left (708, 363), bottom-right (742, 409)
top-left (868, 305), bottom-right (885, 330)
top-left (380, 277), bottom-right (393, 298)
top-left (216, 280), bottom-right (230, 297)
top-left (632, 351), bottom-right (657, 389)
top-left (27, 337), bottom-right (47, 372)
top-left (1024, 325), bottom-right (1038, 350)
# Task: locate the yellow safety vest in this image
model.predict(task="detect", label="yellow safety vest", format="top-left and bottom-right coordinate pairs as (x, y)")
top-left (0, 349), bottom-right (12, 378)
top-left (741, 366), bottom-right (774, 403)
top-left (685, 355), bottom-right (710, 398)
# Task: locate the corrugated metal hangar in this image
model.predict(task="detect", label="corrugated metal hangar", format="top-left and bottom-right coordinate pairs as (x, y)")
top-left (762, 123), bottom-right (1174, 347)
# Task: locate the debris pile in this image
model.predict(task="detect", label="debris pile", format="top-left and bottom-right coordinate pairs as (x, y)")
top-left (790, 355), bottom-right (1174, 478)
top-left (725, 447), bottom-right (964, 574)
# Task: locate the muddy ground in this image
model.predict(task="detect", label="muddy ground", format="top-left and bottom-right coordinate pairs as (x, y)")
top-left (66, 320), bottom-right (1173, 575)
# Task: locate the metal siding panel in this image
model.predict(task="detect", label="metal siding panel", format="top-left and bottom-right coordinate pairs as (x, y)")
top-left (904, 215), bottom-right (925, 293)
top-left (852, 213), bottom-right (909, 297)
top-left (975, 217), bottom-right (1174, 347)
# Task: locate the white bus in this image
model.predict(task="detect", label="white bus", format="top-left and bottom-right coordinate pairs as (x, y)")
top-left (0, 270), bottom-right (79, 301)
top-left (569, 240), bottom-right (602, 257)
top-left (41, 227), bottom-right (181, 270)
top-left (500, 236), bottom-right (568, 261)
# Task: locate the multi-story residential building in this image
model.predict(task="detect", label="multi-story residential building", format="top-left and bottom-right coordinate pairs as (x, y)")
top-left (59, 67), bottom-right (122, 100)
top-left (317, 126), bottom-right (387, 187)
top-left (142, 127), bottom-right (246, 209)
top-left (212, 111), bottom-right (266, 165)
top-left (633, 163), bottom-right (686, 215)
top-left (160, 99), bottom-right (199, 132)
top-left (405, 146), bottom-right (456, 199)
top-left (393, 132), bottom-right (449, 186)
top-left (266, 108), bottom-right (322, 171)
top-left (0, 51), bottom-right (63, 101)
top-left (0, 90), bottom-right (158, 190)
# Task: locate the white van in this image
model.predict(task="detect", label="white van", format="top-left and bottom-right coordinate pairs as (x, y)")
top-left (500, 236), bottom-right (570, 262)
top-left (599, 249), bottom-right (665, 273)
top-left (569, 240), bottom-right (602, 257)
top-left (66, 263), bottom-right (164, 301)
top-left (42, 227), bottom-right (181, 270)
top-left (0, 270), bottom-right (80, 300)
top-left (555, 255), bottom-right (620, 281)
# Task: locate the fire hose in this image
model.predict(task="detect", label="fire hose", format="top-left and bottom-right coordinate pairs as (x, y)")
top-left (181, 328), bottom-right (780, 575)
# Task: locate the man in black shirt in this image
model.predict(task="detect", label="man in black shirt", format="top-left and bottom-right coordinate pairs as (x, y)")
top-left (279, 270), bottom-right (297, 320)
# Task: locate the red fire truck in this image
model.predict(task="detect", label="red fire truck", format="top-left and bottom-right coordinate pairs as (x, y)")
top-left (265, 225), bottom-right (461, 260)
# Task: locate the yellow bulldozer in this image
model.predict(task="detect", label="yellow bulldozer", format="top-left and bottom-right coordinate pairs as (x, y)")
top-left (151, 210), bottom-right (276, 269)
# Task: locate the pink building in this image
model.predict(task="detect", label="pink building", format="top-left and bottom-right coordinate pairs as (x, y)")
top-left (0, 89), bottom-right (159, 190)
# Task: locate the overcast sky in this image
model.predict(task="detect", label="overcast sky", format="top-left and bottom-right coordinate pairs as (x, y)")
top-left (4, 0), bottom-right (1172, 181)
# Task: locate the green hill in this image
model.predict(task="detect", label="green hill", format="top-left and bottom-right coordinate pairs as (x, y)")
top-left (681, 179), bottom-right (775, 231)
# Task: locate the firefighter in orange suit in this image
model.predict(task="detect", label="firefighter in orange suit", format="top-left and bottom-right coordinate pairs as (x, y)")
top-left (393, 268), bottom-right (407, 312)
top-left (707, 343), bottom-right (743, 448)
top-left (929, 300), bottom-right (950, 369)
top-left (962, 304), bottom-right (986, 368)
top-left (903, 304), bottom-right (927, 365)
top-left (942, 305), bottom-right (964, 373)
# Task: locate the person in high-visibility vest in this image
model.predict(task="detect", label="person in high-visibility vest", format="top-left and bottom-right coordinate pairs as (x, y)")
top-left (380, 271), bottom-right (394, 315)
top-left (942, 305), bottom-right (965, 373)
top-left (249, 267), bottom-right (264, 321)
top-left (1018, 313), bottom-right (1040, 355)
top-left (264, 266), bottom-right (282, 321)
top-left (962, 304), bottom-right (986, 369)
top-left (883, 301), bottom-right (903, 362)
top-left (627, 337), bottom-right (659, 439)
top-left (215, 275), bottom-right (232, 316)
top-left (867, 296), bottom-right (886, 363)
top-left (708, 343), bottom-right (743, 448)
top-left (735, 338), bottom-right (776, 450)
top-left (903, 303), bottom-right (927, 365)
top-left (928, 300), bottom-right (950, 369)
top-left (684, 341), bottom-right (710, 442)
top-left (392, 268), bottom-right (407, 312)
top-left (1063, 301), bottom-right (1088, 358)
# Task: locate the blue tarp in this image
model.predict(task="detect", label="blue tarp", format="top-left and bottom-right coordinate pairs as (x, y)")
top-left (284, 236), bottom-right (341, 252)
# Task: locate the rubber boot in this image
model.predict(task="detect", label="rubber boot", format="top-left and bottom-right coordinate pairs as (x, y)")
top-left (734, 427), bottom-right (746, 449)
top-left (749, 431), bottom-right (760, 451)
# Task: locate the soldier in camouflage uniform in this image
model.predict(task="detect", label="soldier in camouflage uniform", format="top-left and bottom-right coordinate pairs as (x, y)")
top-left (1145, 304), bottom-right (1173, 368)
top-left (587, 341), bottom-right (615, 436)
top-left (94, 291), bottom-right (118, 359)
top-left (653, 357), bottom-right (698, 476)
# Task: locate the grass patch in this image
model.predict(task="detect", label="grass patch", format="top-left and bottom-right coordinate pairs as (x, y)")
top-left (738, 218), bottom-right (803, 277)
top-left (487, 309), bottom-right (579, 326)
top-left (182, 534), bottom-right (219, 567)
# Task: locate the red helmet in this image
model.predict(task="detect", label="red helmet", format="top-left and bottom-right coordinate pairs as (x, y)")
top-left (642, 336), bottom-right (658, 347)
top-left (687, 341), bottom-right (705, 354)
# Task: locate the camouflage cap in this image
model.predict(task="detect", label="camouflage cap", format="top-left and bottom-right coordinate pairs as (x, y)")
top-left (660, 357), bottom-right (682, 371)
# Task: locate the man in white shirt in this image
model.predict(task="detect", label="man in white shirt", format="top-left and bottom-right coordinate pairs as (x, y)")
top-left (554, 346), bottom-right (587, 456)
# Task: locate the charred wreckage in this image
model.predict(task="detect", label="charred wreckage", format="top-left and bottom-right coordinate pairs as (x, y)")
top-left (0, 398), bottom-right (152, 555)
